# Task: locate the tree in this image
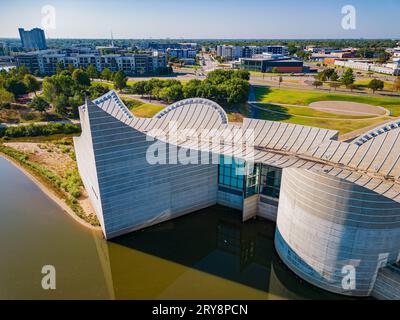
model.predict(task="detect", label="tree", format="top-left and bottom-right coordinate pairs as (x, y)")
top-left (158, 84), bottom-right (183, 103)
top-left (42, 77), bottom-right (58, 103)
top-left (329, 82), bottom-right (341, 91)
top-left (23, 74), bottom-right (40, 95)
top-left (183, 79), bottom-right (201, 99)
top-left (130, 81), bottom-right (146, 96)
top-left (67, 64), bottom-right (75, 75)
top-left (313, 80), bottom-right (323, 89)
top-left (29, 96), bottom-right (49, 113)
top-left (341, 68), bottom-right (355, 88)
top-left (54, 95), bottom-right (68, 116)
top-left (56, 61), bottom-right (65, 75)
top-left (4, 78), bottom-right (27, 97)
top-left (271, 67), bottom-right (278, 74)
top-left (368, 79), bottom-right (384, 93)
top-left (113, 71), bottom-right (127, 91)
top-left (316, 72), bottom-right (327, 82)
top-left (86, 64), bottom-right (98, 79)
top-left (234, 69), bottom-right (250, 81)
top-left (330, 71), bottom-right (339, 82)
top-left (72, 69), bottom-right (91, 87)
top-left (0, 88), bottom-right (14, 106)
top-left (101, 68), bottom-right (112, 81)
top-left (392, 77), bottom-right (400, 93)
top-left (278, 76), bottom-right (283, 88)
top-left (348, 84), bottom-right (358, 92)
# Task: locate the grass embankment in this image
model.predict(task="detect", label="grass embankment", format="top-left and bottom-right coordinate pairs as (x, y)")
top-left (0, 140), bottom-right (100, 226)
top-left (250, 107), bottom-right (390, 134)
top-left (122, 98), bottom-right (164, 118)
top-left (254, 87), bottom-right (400, 116)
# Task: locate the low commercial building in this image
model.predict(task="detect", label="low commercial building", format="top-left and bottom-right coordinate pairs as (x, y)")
top-left (15, 49), bottom-right (167, 76)
top-left (74, 90), bottom-right (400, 298)
top-left (239, 54), bottom-right (304, 73)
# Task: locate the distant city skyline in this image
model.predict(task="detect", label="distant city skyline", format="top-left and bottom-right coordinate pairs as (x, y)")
top-left (0, 0), bottom-right (399, 39)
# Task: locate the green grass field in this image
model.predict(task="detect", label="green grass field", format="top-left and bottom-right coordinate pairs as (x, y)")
top-left (255, 104), bottom-right (375, 120)
top-left (250, 106), bottom-right (391, 134)
top-left (122, 98), bottom-right (164, 118)
top-left (354, 79), bottom-right (393, 91)
top-left (254, 87), bottom-right (400, 116)
top-left (92, 80), bottom-right (114, 89)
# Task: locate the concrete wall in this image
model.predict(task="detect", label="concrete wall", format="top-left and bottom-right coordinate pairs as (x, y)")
top-left (75, 101), bottom-right (218, 239)
top-left (371, 266), bottom-right (400, 300)
top-left (258, 196), bottom-right (278, 222)
top-left (243, 195), bottom-right (258, 221)
top-left (217, 189), bottom-right (243, 211)
top-left (275, 168), bottom-right (400, 296)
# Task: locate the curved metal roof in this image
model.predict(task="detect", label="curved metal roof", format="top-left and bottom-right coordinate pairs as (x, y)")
top-left (84, 90), bottom-right (400, 203)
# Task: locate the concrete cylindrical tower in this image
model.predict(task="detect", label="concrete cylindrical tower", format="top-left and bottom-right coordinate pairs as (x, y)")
top-left (275, 168), bottom-right (400, 296)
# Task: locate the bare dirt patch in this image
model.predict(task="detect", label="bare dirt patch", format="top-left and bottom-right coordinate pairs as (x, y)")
top-left (309, 101), bottom-right (387, 116)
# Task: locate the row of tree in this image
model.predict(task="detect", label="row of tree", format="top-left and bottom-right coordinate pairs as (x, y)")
top-left (41, 68), bottom-right (108, 117)
top-left (128, 69), bottom-right (250, 105)
top-left (313, 68), bottom-right (400, 94)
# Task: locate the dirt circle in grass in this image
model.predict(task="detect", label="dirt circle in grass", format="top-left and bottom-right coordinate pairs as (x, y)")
top-left (309, 101), bottom-right (387, 116)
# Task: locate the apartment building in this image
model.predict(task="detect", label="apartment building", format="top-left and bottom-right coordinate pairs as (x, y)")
top-left (18, 27), bottom-right (47, 50)
top-left (217, 45), bottom-right (288, 61)
top-left (15, 50), bottom-right (167, 76)
top-left (167, 48), bottom-right (197, 59)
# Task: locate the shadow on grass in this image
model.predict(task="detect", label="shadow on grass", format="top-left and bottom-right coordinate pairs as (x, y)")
top-left (249, 103), bottom-right (293, 122)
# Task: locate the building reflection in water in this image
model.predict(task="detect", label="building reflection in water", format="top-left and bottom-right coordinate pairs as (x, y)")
top-left (94, 205), bottom-right (350, 300)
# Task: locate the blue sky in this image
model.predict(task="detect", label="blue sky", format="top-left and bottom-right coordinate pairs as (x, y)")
top-left (0, 0), bottom-right (399, 39)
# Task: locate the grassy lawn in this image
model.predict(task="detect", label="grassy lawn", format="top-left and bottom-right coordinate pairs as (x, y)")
top-left (92, 80), bottom-right (113, 89)
top-left (354, 79), bottom-right (393, 91)
top-left (250, 107), bottom-right (391, 134)
top-left (256, 103), bottom-right (375, 120)
top-left (254, 87), bottom-right (400, 116)
top-left (227, 112), bottom-right (244, 123)
top-left (122, 98), bottom-right (164, 118)
top-left (250, 71), bottom-right (287, 77)
top-left (130, 104), bottom-right (164, 118)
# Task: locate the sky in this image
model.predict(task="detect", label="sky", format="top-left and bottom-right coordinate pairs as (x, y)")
top-left (0, 0), bottom-right (399, 39)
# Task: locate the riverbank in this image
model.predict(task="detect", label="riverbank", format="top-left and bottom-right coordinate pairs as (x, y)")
top-left (0, 144), bottom-right (101, 232)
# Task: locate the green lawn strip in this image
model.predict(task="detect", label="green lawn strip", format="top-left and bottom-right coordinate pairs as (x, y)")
top-left (354, 79), bottom-right (393, 91)
top-left (250, 108), bottom-right (390, 135)
top-left (122, 97), bottom-right (164, 118)
top-left (254, 87), bottom-right (400, 116)
top-left (92, 80), bottom-right (114, 89)
top-left (255, 103), bottom-right (375, 120)
top-left (0, 144), bottom-right (100, 226)
top-left (130, 104), bottom-right (165, 118)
